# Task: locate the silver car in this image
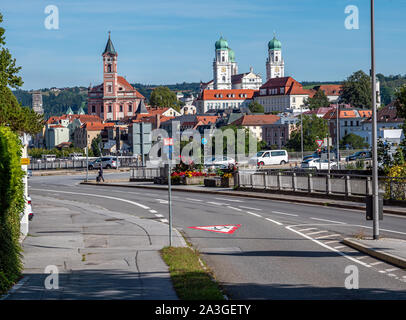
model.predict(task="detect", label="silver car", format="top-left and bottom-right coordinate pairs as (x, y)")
top-left (88, 156), bottom-right (119, 170)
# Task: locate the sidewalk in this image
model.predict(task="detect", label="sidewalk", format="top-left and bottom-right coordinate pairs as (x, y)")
top-left (2, 195), bottom-right (186, 300)
top-left (80, 180), bottom-right (406, 217)
top-left (343, 238), bottom-right (406, 269)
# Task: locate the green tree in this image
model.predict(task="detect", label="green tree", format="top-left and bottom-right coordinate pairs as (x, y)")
top-left (248, 101), bottom-right (264, 113)
top-left (91, 134), bottom-right (102, 157)
top-left (149, 86), bottom-right (181, 112)
top-left (285, 114), bottom-right (329, 151)
top-left (304, 89), bottom-right (330, 110)
top-left (340, 133), bottom-right (369, 149)
top-left (340, 70), bottom-right (372, 109)
top-left (0, 14), bottom-right (42, 134)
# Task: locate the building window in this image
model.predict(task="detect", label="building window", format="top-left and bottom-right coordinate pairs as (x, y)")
top-left (92, 105), bottom-right (96, 113)
top-left (128, 104), bottom-right (132, 112)
top-left (108, 105), bottom-right (112, 113)
top-left (119, 105), bottom-right (123, 112)
top-left (101, 106), bottom-right (104, 113)
top-left (107, 64), bottom-right (112, 72)
top-left (108, 85), bottom-right (112, 93)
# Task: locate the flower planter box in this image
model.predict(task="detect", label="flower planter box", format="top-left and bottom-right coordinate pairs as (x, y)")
top-left (221, 176), bottom-right (234, 188)
top-left (183, 176), bottom-right (206, 185)
top-left (204, 177), bottom-right (222, 187)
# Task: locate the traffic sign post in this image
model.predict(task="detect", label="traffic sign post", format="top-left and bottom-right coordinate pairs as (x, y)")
top-left (164, 137), bottom-right (174, 246)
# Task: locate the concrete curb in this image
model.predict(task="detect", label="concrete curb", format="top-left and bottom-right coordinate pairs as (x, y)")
top-left (342, 238), bottom-right (406, 269)
top-left (79, 181), bottom-right (406, 217)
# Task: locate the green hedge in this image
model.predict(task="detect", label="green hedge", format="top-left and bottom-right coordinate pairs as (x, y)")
top-left (0, 126), bottom-right (25, 294)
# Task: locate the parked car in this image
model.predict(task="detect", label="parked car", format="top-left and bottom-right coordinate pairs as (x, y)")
top-left (345, 151), bottom-right (372, 162)
top-left (27, 169), bottom-right (32, 178)
top-left (302, 153), bottom-right (319, 162)
top-left (249, 150), bottom-right (289, 166)
top-left (88, 156), bottom-right (119, 170)
top-left (204, 156), bottom-right (235, 168)
top-left (301, 158), bottom-right (338, 170)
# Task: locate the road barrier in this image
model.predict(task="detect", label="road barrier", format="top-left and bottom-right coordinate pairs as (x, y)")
top-left (29, 157), bottom-right (138, 170)
top-left (130, 167), bottom-right (162, 181)
top-left (237, 170), bottom-right (406, 200)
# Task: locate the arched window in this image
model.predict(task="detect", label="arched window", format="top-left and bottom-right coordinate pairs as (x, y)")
top-left (107, 64), bottom-right (112, 72)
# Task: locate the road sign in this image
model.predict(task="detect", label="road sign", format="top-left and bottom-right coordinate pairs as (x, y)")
top-left (21, 158), bottom-right (30, 165)
top-left (201, 138), bottom-right (208, 145)
top-left (188, 224), bottom-right (241, 234)
top-left (316, 140), bottom-right (324, 148)
top-left (164, 138), bottom-right (173, 146)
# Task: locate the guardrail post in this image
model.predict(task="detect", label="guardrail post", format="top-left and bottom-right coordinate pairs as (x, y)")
top-left (250, 173), bottom-right (253, 189)
top-left (345, 175), bottom-right (352, 196)
top-left (277, 172), bottom-right (281, 191)
top-left (308, 173), bottom-right (313, 193)
top-left (326, 174), bottom-right (331, 195)
top-left (292, 172), bottom-right (297, 191)
top-left (366, 176), bottom-right (372, 196)
top-left (263, 172), bottom-right (267, 190)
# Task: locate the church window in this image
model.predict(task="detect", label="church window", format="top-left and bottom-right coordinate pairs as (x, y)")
top-left (222, 76), bottom-right (226, 81)
top-left (92, 105), bottom-right (96, 113)
top-left (101, 106), bottom-right (104, 113)
top-left (276, 56), bottom-right (278, 62)
top-left (108, 85), bottom-right (112, 93)
top-left (107, 64), bottom-right (112, 72)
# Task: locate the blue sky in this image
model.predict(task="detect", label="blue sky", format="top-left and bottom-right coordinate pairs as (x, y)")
top-left (2, 0), bottom-right (405, 90)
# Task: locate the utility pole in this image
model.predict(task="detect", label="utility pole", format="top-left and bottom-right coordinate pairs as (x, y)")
top-left (85, 146), bottom-right (88, 182)
top-left (371, 0), bottom-right (380, 239)
top-left (336, 104), bottom-right (340, 169)
top-left (300, 105), bottom-right (304, 161)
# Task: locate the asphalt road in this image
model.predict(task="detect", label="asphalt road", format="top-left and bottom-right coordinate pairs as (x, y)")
top-left (28, 172), bottom-right (406, 299)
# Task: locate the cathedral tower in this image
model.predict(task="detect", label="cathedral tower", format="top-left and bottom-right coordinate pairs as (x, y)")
top-left (213, 36), bottom-right (232, 89)
top-left (266, 35), bottom-right (285, 81)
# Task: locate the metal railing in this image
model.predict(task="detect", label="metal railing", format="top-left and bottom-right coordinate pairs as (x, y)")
top-left (237, 170), bottom-right (406, 200)
top-left (130, 167), bottom-right (162, 180)
top-left (28, 157), bottom-right (138, 170)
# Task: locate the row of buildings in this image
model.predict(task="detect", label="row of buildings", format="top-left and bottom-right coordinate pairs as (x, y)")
top-left (32, 34), bottom-right (402, 154)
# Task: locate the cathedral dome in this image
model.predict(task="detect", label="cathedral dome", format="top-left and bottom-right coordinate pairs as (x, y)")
top-left (268, 36), bottom-right (282, 50)
top-left (215, 37), bottom-right (228, 50)
top-left (228, 48), bottom-right (236, 62)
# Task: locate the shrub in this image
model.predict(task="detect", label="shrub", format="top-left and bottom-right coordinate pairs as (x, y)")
top-left (0, 126), bottom-right (25, 295)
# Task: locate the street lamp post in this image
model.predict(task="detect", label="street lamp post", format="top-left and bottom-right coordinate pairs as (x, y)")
top-left (336, 104), bottom-right (340, 169)
top-left (300, 105), bottom-right (304, 161)
top-left (371, 0), bottom-right (380, 239)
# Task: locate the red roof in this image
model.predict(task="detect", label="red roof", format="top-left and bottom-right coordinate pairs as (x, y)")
top-left (196, 115), bottom-right (218, 125)
top-left (201, 89), bottom-right (256, 100)
top-left (231, 114), bottom-right (280, 126)
top-left (313, 85), bottom-right (342, 96)
top-left (260, 77), bottom-right (315, 97)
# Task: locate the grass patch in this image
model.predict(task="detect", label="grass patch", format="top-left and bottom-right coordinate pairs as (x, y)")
top-left (160, 246), bottom-right (225, 300)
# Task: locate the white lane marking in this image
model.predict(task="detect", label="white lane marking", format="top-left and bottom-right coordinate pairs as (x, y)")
top-left (370, 261), bottom-right (383, 266)
top-left (31, 189), bottom-right (150, 210)
top-left (388, 274), bottom-right (397, 277)
top-left (160, 219), bottom-right (169, 223)
top-left (156, 199), bottom-right (168, 204)
top-left (149, 210), bottom-right (157, 214)
top-left (334, 245), bottom-right (346, 249)
top-left (272, 211), bottom-right (298, 217)
top-left (324, 240), bottom-right (340, 244)
top-left (356, 256), bottom-right (368, 260)
top-left (265, 218), bottom-right (283, 226)
top-left (297, 227), bottom-right (318, 232)
top-left (239, 206), bottom-right (262, 211)
top-left (246, 211), bottom-right (262, 218)
top-left (379, 270), bottom-right (386, 273)
top-left (155, 214), bottom-right (164, 218)
top-left (186, 198), bottom-right (203, 202)
top-left (307, 230), bottom-right (328, 236)
top-left (227, 206), bottom-right (242, 211)
top-left (214, 198), bottom-right (243, 203)
top-left (385, 268), bottom-right (399, 272)
top-left (311, 218), bottom-right (346, 224)
top-left (207, 201), bottom-right (223, 206)
top-left (315, 234), bottom-right (340, 240)
top-left (286, 226), bottom-right (371, 268)
top-left (353, 225), bottom-right (406, 236)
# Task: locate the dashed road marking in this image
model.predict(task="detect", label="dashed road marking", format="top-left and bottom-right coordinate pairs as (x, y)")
top-left (155, 214), bottom-right (164, 218)
top-left (370, 261), bottom-right (384, 266)
top-left (307, 230), bottom-right (328, 236)
top-left (215, 198), bottom-right (243, 203)
top-left (207, 201), bottom-right (223, 206)
top-left (310, 218), bottom-right (346, 224)
top-left (246, 211), bottom-right (262, 218)
top-left (265, 218), bottom-right (283, 226)
top-left (356, 256), bottom-right (368, 260)
top-left (227, 206), bottom-right (242, 211)
top-left (315, 234), bottom-right (340, 240)
top-left (334, 245), bottom-right (346, 249)
top-left (149, 209), bottom-right (157, 214)
top-left (160, 219), bottom-right (169, 223)
top-left (297, 228), bottom-right (318, 232)
top-left (324, 240), bottom-right (340, 244)
top-left (385, 268), bottom-right (399, 272)
top-left (272, 211), bottom-right (298, 217)
top-left (239, 206), bottom-right (262, 211)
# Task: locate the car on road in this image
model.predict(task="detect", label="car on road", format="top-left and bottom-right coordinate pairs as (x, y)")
top-left (301, 158), bottom-right (338, 170)
top-left (88, 156), bottom-right (119, 170)
top-left (204, 156), bottom-right (236, 169)
top-left (345, 150), bottom-right (372, 162)
top-left (249, 150), bottom-right (289, 166)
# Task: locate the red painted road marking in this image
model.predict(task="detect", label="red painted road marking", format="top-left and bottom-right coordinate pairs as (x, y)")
top-left (188, 224), bottom-right (241, 234)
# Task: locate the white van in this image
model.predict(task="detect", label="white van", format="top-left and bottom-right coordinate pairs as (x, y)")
top-left (249, 150), bottom-right (289, 166)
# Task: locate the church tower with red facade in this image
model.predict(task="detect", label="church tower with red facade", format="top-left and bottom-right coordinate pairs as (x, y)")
top-left (88, 33), bottom-right (145, 121)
